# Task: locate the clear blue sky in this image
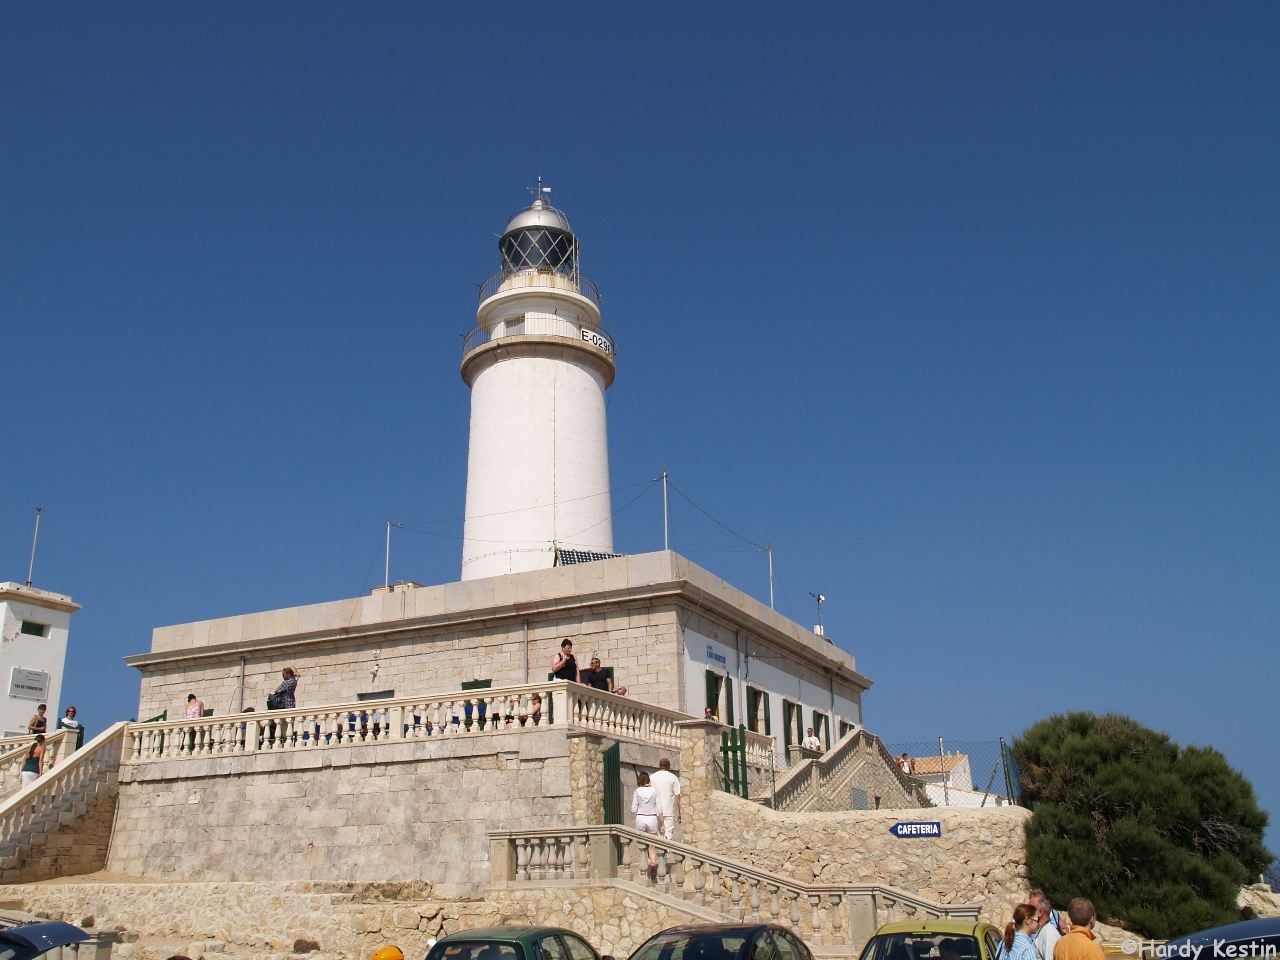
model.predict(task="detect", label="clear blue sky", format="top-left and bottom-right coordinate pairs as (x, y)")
top-left (4, 4), bottom-right (1277, 856)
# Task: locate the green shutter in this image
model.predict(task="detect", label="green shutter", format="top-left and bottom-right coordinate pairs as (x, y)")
top-left (603, 742), bottom-right (621, 824)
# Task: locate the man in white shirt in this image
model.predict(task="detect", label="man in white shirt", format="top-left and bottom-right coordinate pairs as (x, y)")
top-left (802, 727), bottom-right (822, 752)
top-left (649, 757), bottom-right (682, 841)
top-left (1032, 894), bottom-right (1064, 960)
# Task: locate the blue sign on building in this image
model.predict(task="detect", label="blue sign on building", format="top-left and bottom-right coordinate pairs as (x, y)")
top-left (890, 821), bottom-right (942, 838)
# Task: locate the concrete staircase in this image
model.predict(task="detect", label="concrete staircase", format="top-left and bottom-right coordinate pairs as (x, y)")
top-left (0, 722), bottom-right (127, 882)
top-left (771, 727), bottom-right (928, 813)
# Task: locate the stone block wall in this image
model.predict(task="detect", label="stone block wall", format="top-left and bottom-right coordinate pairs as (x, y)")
top-left (136, 601), bottom-right (686, 726)
top-left (701, 789), bottom-right (1030, 920)
top-left (107, 729), bottom-right (573, 897)
top-left (1, 781), bottom-right (118, 884)
top-left (0, 879), bottom-right (720, 960)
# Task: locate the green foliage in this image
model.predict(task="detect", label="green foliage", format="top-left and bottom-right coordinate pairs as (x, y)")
top-left (1015, 712), bottom-right (1271, 940)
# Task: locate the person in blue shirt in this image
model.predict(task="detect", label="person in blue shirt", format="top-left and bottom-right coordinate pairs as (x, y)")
top-left (997, 903), bottom-right (1043, 960)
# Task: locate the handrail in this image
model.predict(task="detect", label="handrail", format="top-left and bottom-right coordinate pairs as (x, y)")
top-left (123, 682), bottom-right (729, 763)
top-left (491, 825), bottom-right (980, 945)
top-left (477, 268), bottom-right (601, 306)
top-left (462, 316), bottom-right (616, 360)
top-left (0, 731), bottom-right (72, 802)
top-left (773, 728), bottom-right (927, 812)
top-left (0, 722), bottom-right (128, 847)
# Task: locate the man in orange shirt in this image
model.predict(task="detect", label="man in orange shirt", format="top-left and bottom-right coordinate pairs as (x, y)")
top-left (1052, 898), bottom-right (1105, 960)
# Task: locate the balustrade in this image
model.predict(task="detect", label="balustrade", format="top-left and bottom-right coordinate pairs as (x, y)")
top-left (124, 682), bottom-right (710, 764)
top-left (491, 825), bottom-right (980, 949)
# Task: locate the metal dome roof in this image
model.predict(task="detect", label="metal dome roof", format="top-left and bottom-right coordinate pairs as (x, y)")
top-left (503, 196), bottom-right (574, 236)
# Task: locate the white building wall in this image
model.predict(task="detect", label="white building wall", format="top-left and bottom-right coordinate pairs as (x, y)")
top-left (0, 584), bottom-right (78, 737)
top-left (682, 624), bottom-right (861, 766)
top-left (460, 353), bottom-right (613, 579)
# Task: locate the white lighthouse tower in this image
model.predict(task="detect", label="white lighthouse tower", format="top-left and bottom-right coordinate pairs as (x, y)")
top-left (459, 183), bottom-right (617, 580)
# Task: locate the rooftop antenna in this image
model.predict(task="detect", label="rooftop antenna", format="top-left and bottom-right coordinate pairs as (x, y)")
top-left (384, 518), bottom-right (404, 591)
top-left (527, 176), bottom-right (552, 204)
top-left (25, 506), bottom-right (43, 587)
top-left (809, 592), bottom-right (825, 636)
top-left (761, 543), bottom-right (775, 609)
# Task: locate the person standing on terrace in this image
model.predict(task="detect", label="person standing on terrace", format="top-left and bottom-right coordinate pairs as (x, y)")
top-left (271, 666), bottom-right (300, 709)
top-left (551, 638), bottom-right (577, 681)
top-left (578, 655), bottom-right (613, 692)
top-left (20, 734), bottom-right (44, 788)
top-left (27, 703), bottom-right (47, 735)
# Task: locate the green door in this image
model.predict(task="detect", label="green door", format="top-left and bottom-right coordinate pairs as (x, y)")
top-left (603, 741), bottom-right (622, 824)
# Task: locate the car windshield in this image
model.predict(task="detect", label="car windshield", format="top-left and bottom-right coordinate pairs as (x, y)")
top-left (630, 931), bottom-right (749, 960)
top-left (859, 933), bottom-right (981, 960)
top-left (432, 941), bottom-right (523, 960)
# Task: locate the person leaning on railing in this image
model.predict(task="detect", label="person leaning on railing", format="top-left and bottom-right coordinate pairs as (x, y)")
top-left (269, 666), bottom-right (300, 709)
top-left (21, 734), bottom-right (44, 788)
top-left (56, 705), bottom-right (84, 750)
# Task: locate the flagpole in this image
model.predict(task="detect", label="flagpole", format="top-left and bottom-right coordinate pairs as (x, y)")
top-left (26, 506), bottom-right (43, 587)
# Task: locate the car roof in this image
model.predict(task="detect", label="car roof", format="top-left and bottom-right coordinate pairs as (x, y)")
top-left (647, 924), bottom-right (785, 937)
top-left (870, 920), bottom-right (998, 937)
top-left (1167, 917), bottom-right (1280, 947)
top-left (436, 927), bottom-right (582, 944)
top-left (0, 920), bottom-right (90, 952)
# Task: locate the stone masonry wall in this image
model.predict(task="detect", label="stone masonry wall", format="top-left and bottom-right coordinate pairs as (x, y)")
top-left (107, 728), bottom-right (572, 897)
top-left (0, 880), bottom-right (722, 960)
top-left (703, 788), bottom-right (1031, 921)
top-left (137, 601), bottom-right (685, 726)
top-left (1, 783), bottom-right (118, 884)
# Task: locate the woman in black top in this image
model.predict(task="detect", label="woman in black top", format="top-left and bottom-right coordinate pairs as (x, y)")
top-left (551, 639), bottom-right (577, 680)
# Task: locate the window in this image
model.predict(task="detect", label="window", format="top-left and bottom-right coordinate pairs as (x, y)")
top-left (746, 687), bottom-right (770, 734)
top-left (357, 690), bottom-right (394, 701)
top-left (839, 719), bottom-right (854, 738)
top-left (562, 935), bottom-right (597, 960)
top-left (812, 709), bottom-right (829, 749)
top-left (537, 936), bottom-right (570, 960)
top-left (704, 671), bottom-right (722, 719)
top-left (782, 700), bottom-right (797, 748)
top-left (773, 931), bottom-right (811, 960)
top-left (19, 621), bottom-right (48, 637)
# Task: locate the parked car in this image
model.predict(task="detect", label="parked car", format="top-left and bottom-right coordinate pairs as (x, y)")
top-left (627, 922), bottom-right (814, 960)
top-left (0, 920), bottom-right (89, 960)
top-left (1164, 916), bottom-right (1280, 956)
top-left (856, 919), bottom-right (1005, 960)
top-left (425, 926), bottom-right (613, 960)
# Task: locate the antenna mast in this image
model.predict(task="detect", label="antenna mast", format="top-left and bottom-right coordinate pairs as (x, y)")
top-left (26, 506), bottom-right (43, 587)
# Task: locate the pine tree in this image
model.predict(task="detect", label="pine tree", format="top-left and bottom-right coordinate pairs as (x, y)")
top-left (1014, 712), bottom-right (1271, 939)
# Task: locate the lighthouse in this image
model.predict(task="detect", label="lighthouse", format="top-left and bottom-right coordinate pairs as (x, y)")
top-left (459, 183), bottom-right (617, 580)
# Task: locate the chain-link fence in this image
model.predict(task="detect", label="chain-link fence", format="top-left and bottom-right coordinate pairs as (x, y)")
top-left (885, 737), bottom-right (1020, 807)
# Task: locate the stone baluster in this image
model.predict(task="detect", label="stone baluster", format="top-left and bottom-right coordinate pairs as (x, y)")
top-left (529, 838), bottom-right (545, 880)
top-left (829, 893), bottom-right (844, 944)
top-left (515, 838), bottom-right (530, 880)
top-left (669, 852), bottom-right (686, 895)
top-left (618, 834), bottom-right (633, 879)
top-left (708, 863), bottom-right (724, 913)
top-left (690, 857), bottom-right (705, 904)
top-left (764, 883), bottom-right (781, 923)
top-left (747, 878), bottom-right (761, 921)
top-left (730, 872), bottom-right (744, 918)
top-left (809, 895), bottom-right (823, 942)
top-left (551, 836), bottom-right (566, 877)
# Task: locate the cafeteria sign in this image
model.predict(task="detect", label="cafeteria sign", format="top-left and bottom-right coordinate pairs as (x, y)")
top-left (890, 821), bottom-right (942, 839)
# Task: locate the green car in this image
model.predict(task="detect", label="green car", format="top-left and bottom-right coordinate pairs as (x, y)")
top-left (856, 920), bottom-right (1005, 960)
top-left (426, 926), bottom-right (615, 960)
